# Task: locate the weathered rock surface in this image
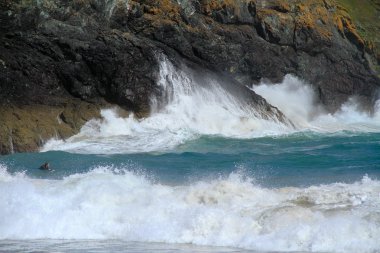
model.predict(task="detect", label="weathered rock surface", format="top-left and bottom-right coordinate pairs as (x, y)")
top-left (0, 102), bottom-right (102, 154)
top-left (0, 0), bottom-right (379, 154)
top-left (126, 0), bottom-right (379, 110)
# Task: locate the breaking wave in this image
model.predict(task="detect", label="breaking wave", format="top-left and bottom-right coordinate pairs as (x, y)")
top-left (42, 58), bottom-right (380, 154)
top-left (253, 75), bottom-right (380, 133)
top-left (0, 164), bottom-right (379, 252)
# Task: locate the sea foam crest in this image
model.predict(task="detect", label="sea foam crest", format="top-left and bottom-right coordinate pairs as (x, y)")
top-left (0, 166), bottom-right (379, 253)
top-left (42, 57), bottom-right (290, 154)
top-left (0, 164), bottom-right (26, 182)
top-left (42, 58), bottom-right (380, 154)
top-left (252, 75), bottom-right (380, 132)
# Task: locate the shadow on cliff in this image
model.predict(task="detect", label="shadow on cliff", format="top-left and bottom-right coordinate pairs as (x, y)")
top-left (0, 0), bottom-right (379, 154)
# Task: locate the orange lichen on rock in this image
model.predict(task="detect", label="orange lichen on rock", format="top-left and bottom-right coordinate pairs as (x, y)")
top-left (342, 18), bottom-right (364, 46)
top-left (137, 0), bottom-right (182, 21)
top-left (259, 0), bottom-right (292, 13)
top-left (294, 1), bottom-right (333, 40)
top-left (201, 0), bottom-right (253, 15)
top-left (257, 8), bottom-right (294, 30)
top-left (274, 1), bottom-right (291, 12)
top-left (333, 6), bottom-right (365, 49)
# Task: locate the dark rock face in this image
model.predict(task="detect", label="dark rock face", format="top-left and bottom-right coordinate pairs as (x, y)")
top-left (0, 0), bottom-right (379, 154)
top-left (125, 0), bottom-right (380, 111)
top-left (0, 5), bottom-right (160, 113)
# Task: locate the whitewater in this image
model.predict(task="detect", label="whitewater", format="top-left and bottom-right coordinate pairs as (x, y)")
top-left (41, 57), bottom-right (380, 154)
top-left (1, 165), bottom-right (380, 253)
top-left (1, 56), bottom-right (380, 253)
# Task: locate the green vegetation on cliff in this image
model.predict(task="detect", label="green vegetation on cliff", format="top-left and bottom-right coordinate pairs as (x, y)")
top-left (335, 0), bottom-right (380, 74)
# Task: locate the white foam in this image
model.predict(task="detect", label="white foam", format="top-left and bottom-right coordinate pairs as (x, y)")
top-left (0, 164), bottom-right (25, 182)
top-left (42, 58), bottom-right (290, 154)
top-left (253, 75), bottom-right (380, 133)
top-left (0, 165), bottom-right (379, 253)
top-left (42, 59), bottom-right (380, 154)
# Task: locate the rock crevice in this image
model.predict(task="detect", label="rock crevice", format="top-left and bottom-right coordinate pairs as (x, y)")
top-left (0, 0), bottom-right (379, 154)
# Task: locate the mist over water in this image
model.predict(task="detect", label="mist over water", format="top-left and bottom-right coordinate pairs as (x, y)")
top-left (253, 75), bottom-right (380, 133)
top-left (42, 58), bottom-right (291, 154)
top-left (3, 57), bottom-right (380, 253)
top-left (41, 59), bottom-right (380, 154)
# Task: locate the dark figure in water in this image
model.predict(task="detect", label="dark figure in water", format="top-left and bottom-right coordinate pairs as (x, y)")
top-left (40, 162), bottom-right (50, 170)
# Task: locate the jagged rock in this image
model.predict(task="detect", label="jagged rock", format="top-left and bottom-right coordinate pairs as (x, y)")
top-left (0, 0), bottom-right (379, 154)
top-left (126, 0), bottom-right (379, 111)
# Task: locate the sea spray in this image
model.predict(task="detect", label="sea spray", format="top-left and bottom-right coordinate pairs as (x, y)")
top-left (42, 57), bottom-right (291, 154)
top-left (42, 68), bottom-right (380, 154)
top-left (252, 75), bottom-right (380, 132)
top-left (0, 164), bottom-right (379, 252)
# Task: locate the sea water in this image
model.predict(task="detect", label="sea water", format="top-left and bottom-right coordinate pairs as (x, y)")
top-left (1, 58), bottom-right (380, 253)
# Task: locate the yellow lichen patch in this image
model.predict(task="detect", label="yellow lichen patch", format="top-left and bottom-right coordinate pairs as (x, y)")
top-left (201, 0), bottom-right (253, 15)
top-left (334, 0), bottom-right (380, 75)
top-left (275, 1), bottom-right (291, 12)
top-left (141, 9), bottom-right (178, 29)
top-left (257, 8), bottom-right (279, 17)
top-left (258, 0), bottom-right (292, 13)
top-left (0, 101), bottom-right (105, 154)
top-left (294, 1), bottom-right (334, 41)
top-left (314, 6), bottom-right (329, 24)
top-left (332, 5), bottom-right (365, 48)
top-left (257, 8), bottom-right (294, 31)
top-left (341, 17), bottom-right (365, 46)
top-left (258, 7), bottom-right (291, 21)
top-left (334, 15), bottom-right (344, 34)
top-left (143, 0), bottom-right (182, 21)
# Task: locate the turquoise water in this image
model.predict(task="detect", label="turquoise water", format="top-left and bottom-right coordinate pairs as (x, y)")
top-left (1, 58), bottom-right (380, 252)
top-left (1, 132), bottom-right (380, 253)
top-left (2, 132), bottom-right (380, 186)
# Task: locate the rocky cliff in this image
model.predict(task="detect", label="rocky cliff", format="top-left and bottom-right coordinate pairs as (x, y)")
top-left (336, 0), bottom-right (380, 75)
top-left (0, 0), bottom-right (379, 154)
